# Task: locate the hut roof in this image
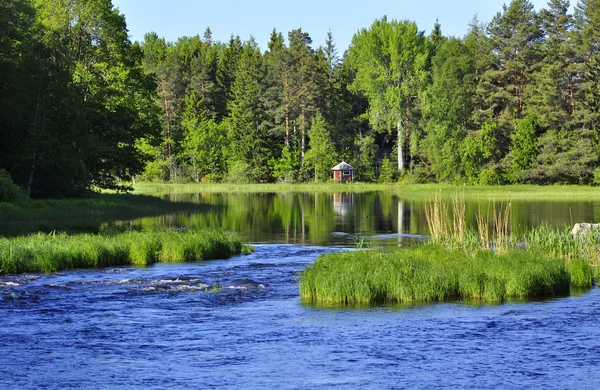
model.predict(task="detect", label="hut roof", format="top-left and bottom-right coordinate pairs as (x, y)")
top-left (331, 161), bottom-right (355, 171)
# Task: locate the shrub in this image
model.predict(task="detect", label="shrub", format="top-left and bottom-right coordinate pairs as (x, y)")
top-left (0, 169), bottom-right (24, 202)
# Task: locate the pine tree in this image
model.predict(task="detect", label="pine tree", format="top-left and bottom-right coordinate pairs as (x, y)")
top-left (481, 0), bottom-right (544, 135)
top-left (227, 39), bottom-right (269, 182)
top-left (304, 111), bottom-right (337, 182)
top-left (528, 0), bottom-right (575, 130)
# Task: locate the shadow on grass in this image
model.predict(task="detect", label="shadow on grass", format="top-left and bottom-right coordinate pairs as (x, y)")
top-left (0, 193), bottom-right (212, 237)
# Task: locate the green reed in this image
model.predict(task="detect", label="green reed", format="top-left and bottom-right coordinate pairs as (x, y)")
top-left (300, 245), bottom-right (571, 305)
top-left (0, 229), bottom-right (247, 274)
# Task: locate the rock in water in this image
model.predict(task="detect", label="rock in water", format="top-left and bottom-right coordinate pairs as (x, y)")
top-left (571, 223), bottom-right (600, 236)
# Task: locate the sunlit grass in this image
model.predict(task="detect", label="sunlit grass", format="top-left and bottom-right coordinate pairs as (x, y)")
top-left (300, 246), bottom-right (572, 305)
top-left (0, 229), bottom-right (248, 274)
top-left (133, 182), bottom-right (600, 200)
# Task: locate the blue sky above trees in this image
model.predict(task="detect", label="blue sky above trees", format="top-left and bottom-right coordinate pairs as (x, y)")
top-left (113, 0), bottom-right (558, 49)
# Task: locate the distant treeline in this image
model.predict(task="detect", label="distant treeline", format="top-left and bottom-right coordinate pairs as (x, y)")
top-left (2, 0), bottom-right (600, 198)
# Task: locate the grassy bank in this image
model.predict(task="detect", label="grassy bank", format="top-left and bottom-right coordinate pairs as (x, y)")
top-left (0, 193), bottom-right (208, 221)
top-left (133, 182), bottom-right (386, 195)
top-left (0, 193), bottom-right (210, 236)
top-left (0, 229), bottom-right (250, 275)
top-left (133, 182), bottom-right (600, 200)
top-left (300, 245), bottom-right (577, 305)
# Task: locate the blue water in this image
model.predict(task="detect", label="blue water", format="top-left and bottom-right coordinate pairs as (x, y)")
top-left (1, 245), bottom-right (599, 389)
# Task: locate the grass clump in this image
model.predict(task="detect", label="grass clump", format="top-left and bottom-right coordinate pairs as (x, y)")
top-left (0, 229), bottom-right (247, 275)
top-left (300, 245), bottom-right (571, 306)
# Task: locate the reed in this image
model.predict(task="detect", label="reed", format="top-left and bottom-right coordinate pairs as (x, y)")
top-left (300, 245), bottom-right (571, 305)
top-left (0, 229), bottom-right (247, 275)
top-left (424, 197), bottom-right (473, 250)
top-left (422, 197), bottom-right (597, 287)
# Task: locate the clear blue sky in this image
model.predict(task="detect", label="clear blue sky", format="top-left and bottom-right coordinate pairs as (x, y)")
top-left (112, 0), bottom-right (558, 51)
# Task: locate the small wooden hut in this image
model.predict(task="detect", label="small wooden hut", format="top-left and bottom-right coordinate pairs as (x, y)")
top-left (331, 161), bottom-right (355, 182)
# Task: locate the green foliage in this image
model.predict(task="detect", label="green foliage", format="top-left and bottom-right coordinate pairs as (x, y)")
top-left (511, 114), bottom-right (539, 177)
top-left (304, 112), bottom-right (337, 182)
top-left (227, 161), bottom-right (256, 184)
top-left (348, 17), bottom-right (429, 172)
top-left (379, 156), bottom-right (395, 184)
top-left (271, 145), bottom-right (300, 183)
top-left (7, 0), bottom-right (600, 191)
top-left (460, 135), bottom-right (484, 183)
top-left (0, 169), bottom-right (24, 202)
top-left (478, 168), bottom-right (503, 185)
top-left (353, 133), bottom-right (378, 182)
top-left (593, 167), bottom-right (600, 185)
top-left (0, 0), bottom-right (160, 197)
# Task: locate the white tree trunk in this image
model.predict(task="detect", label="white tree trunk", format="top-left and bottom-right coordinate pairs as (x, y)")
top-left (397, 120), bottom-right (404, 172)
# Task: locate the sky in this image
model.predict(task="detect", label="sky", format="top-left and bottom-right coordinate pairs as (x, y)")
top-left (112, 0), bottom-right (558, 51)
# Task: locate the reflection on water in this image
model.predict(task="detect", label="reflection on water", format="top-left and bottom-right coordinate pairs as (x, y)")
top-left (100, 192), bottom-right (600, 247)
top-left (3, 191), bottom-right (599, 246)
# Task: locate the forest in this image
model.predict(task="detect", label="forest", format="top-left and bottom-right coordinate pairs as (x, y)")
top-left (2, 0), bottom-right (600, 198)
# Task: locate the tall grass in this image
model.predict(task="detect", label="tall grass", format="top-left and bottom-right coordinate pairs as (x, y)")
top-left (0, 229), bottom-right (247, 274)
top-left (300, 245), bottom-right (571, 305)
top-left (423, 197), bottom-right (598, 287)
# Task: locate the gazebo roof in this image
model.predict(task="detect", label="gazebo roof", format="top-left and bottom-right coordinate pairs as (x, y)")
top-left (331, 161), bottom-right (355, 171)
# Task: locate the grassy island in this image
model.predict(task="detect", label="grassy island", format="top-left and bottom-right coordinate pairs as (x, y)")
top-left (300, 197), bottom-right (599, 306)
top-left (0, 229), bottom-right (250, 275)
top-left (300, 245), bottom-right (592, 305)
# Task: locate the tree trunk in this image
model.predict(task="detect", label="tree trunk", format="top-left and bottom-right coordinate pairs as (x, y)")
top-left (397, 120), bottom-right (404, 172)
top-left (28, 73), bottom-right (47, 199)
top-left (27, 146), bottom-right (36, 199)
top-left (161, 80), bottom-right (172, 159)
top-left (284, 79), bottom-right (290, 146)
top-left (301, 107), bottom-right (306, 166)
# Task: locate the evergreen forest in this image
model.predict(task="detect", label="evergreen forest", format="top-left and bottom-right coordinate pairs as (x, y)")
top-left (3, 0), bottom-right (600, 198)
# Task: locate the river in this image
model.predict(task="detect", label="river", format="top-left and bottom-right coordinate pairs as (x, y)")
top-left (1, 192), bottom-right (600, 388)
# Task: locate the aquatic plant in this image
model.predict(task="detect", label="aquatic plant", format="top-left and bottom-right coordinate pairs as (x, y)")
top-left (423, 197), bottom-right (598, 286)
top-left (300, 245), bottom-right (571, 305)
top-left (0, 229), bottom-right (247, 275)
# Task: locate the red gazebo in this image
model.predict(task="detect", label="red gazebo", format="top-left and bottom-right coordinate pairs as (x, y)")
top-left (331, 161), bottom-right (355, 182)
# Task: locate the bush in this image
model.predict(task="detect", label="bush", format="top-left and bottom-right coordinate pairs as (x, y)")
top-left (478, 168), bottom-right (502, 185)
top-left (227, 161), bottom-right (257, 184)
top-left (593, 167), bottom-right (600, 186)
top-left (0, 169), bottom-right (24, 202)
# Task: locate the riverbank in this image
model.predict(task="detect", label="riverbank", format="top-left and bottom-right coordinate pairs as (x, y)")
top-left (133, 182), bottom-right (600, 200)
top-left (0, 193), bottom-right (209, 236)
top-left (0, 229), bottom-right (250, 275)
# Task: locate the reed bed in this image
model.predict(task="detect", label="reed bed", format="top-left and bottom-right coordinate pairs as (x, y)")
top-left (0, 229), bottom-right (248, 274)
top-left (300, 245), bottom-right (571, 305)
top-left (423, 196), bottom-right (599, 287)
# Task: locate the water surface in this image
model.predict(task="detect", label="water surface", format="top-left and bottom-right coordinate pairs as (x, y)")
top-left (102, 191), bottom-right (600, 247)
top-left (1, 245), bottom-right (599, 389)
top-left (2, 191), bottom-right (600, 388)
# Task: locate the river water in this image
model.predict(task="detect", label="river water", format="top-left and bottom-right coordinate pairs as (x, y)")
top-left (1, 192), bottom-right (600, 388)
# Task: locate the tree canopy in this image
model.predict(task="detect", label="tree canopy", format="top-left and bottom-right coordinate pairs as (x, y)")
top-left (3, 0), bottom-right (600, 196)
